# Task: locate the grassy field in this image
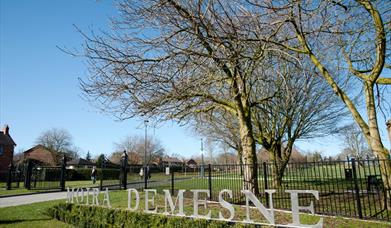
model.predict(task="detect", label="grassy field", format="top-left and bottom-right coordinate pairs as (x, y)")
top-left (0, 180), bottom-right (102, 197)
top-left (0, 199), bottom-right (72, 227)
top-left (1, 190), bottom-right (390, 227)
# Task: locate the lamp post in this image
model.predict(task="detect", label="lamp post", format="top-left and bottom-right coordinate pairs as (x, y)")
top-left (144, 120), bottom-right (149, 166)
top-left (144, 120), bottom-right (149, 189)
top-left (201, 138), bottom-right (205, 178)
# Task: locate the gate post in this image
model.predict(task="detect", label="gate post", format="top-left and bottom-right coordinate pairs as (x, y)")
top-left (351, 158), bottom-right (363, 219)
top-left (60, 155), bottom-right (66, 191)
top-left (171, 170), bottom-right (175, 196)
top-left (100, 159), bottom-right (105, 191)
top-left (144, 166), bottom-right (148, 189)
top-left (24, 159), bottom-right (32, 190)
top-left (6, 162), bottom-right (13, 190)
top-left (122, 150), bottom-right (128, 189)
top-left (208, 164), bottom-right (212, 200)
top-left (263, 162), bottom-right (269, 207)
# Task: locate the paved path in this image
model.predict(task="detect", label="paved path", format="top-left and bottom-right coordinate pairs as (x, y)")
top-left (0, 192), bottom-right (68, 208)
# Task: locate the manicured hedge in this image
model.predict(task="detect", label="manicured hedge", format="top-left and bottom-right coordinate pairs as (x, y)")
top-left (47, 203), bottom-right (257, 228)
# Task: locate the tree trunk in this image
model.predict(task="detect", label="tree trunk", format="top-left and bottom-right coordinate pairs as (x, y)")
top-left (269, 144), bottom-right (291, 189)
top-left (271, 162), bottom-right (286, 188)
top-left (238, 148), bottom-right (244, 176)
top-left (364, 83), bottom-right (391, 210)
top-left (237, 111), bottom-right (259, 195)
top-left (387, 120), bottom-right (391, 151)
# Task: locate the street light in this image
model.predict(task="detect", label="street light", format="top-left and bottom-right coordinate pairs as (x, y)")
top-left (144, 120), bottom-right (149, 166)
top-left (200, 138), bottom-right (205, 178)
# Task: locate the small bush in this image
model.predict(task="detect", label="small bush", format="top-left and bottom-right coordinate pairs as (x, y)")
top-left (47, 203), bottom-right (257, 228)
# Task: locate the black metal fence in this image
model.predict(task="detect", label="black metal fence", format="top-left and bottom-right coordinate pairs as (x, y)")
top-left (109, 158), bottom-right (391, 222)
top-left (1, 155), bottom-right (390, 221)
top-left (0, 158), bottom-right (65, 191)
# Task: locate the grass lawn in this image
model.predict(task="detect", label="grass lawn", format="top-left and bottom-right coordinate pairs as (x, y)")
top-left (2, 189), bottom-right (387, 227)
top-left (0, 199), bottom-right (72, 228)
top-left (0, 188), bottom-right (58, 197)
top-left (0, 180), bottom-right (103, 197)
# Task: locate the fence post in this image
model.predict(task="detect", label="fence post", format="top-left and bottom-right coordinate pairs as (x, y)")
top-left (122, 151), bottom-right (128, 190)
top-left (263, 162), bottom-right (269, 207)
top-left (208, 164), bottom-right (212, 201)
top-left (171, 170), bottom-right (174, 196)
top-left (16, 166), bottom-right (21, 188)
top-left (60, 155), bottom-right (66, 191)
top-left (144, 166), bottom-right (148, 190)
top-left (100, 160), bottom-right (104, 191)
top-left (24, 159), bottom-right (32, 190)
top-left (351, 158), bottom-right (363, 219)
top-left (6, 162), bottom-right (13, 190)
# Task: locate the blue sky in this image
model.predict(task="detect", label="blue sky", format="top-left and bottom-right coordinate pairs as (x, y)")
top-left (0, 0), bottom-right (389, 159)
top-left (0, 0), bottom-right (203, 158)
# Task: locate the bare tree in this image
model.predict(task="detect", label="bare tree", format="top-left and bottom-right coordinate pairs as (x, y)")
top-left (339, 123), bottom-right (373, 160)
top-left (191, 111), bottom-right (244, 174)
top-left (35, 128), bottom-right (78, 160)
top-left (205, 138), bottom-right (216, 164)
top-left (114, 135), bottom-right (165, 165)
top-left (77, 0), bottom-right (280, 194)
top-left (253, 60), bottom-right (347, 187)
top-left (192, 111), bottom-right (243, 162)
top-left (194, 57), bottom-right (346, 187)
top-left (36, 128), bottom-right (72, 153)
top-left (307, 151), bottom-right (323, 163)
top-left (247, 0), bottom-right (391, 192)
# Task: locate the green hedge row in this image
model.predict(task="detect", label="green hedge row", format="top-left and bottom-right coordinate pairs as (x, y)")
top-left (47, 203), bottom-right (257, 228)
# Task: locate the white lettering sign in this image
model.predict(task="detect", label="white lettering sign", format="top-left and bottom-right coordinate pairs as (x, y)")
top-left (191, 190), bottom-right (211, 219)
top-left (163, 189), bottom-right (185, 216)
top-left (102, 188), bottom-right (111, 208)
top-left (127, 188), bottom-right (140, 211)
top-left (66, 187), bottom-right (323, 227)
top-left (286, 190), bottom-right (323, 228)
top-left (144, 189), bottom-right (157, 213)
top-left (218, 189), bottom-right (234, 220)
top-left (241, 190), bottom-right (275, 224)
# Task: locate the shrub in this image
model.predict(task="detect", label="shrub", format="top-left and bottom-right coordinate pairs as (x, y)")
top-left (47, 203), bottom-right (257, 228)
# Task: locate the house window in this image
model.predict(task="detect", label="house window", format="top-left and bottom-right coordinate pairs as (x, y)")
top-left (0, 145), bottom-right (3, 156)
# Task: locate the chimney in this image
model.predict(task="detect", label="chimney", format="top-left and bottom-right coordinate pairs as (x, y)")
top-left (3, 125), bottom-right (9, 135)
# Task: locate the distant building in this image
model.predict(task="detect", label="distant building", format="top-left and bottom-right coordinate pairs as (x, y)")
top-left (67, 158), bottom-right (96, 169)
top-left (186, 159), bottom-right (198, 168)
top-left (154, 156), bottom-right (185, 167)
top-left (23, 145), bottom-right (59, 166)
top-left (0, 125), bottom-right (16, 172)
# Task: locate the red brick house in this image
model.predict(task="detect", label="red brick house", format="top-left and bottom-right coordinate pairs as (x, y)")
top-left (186, 159), bottom-right (198, 168)
top-left (0, 125), bottom-right (16, 172)
top-left (23, 145), bottom-right (59, 166)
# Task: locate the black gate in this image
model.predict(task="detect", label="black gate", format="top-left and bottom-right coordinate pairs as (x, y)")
top-left (24, 157), bottom-right (66, 190)
top-left (3, 163), bottom-right (25, 190)
top-left (28, 165), bottom-right (62, 190)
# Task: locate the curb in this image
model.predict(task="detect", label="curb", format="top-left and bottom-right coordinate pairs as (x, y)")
top-left (0, 189), bottom-right (63, 198)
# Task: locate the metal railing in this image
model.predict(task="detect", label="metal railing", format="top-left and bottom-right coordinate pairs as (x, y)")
top-left (113, 158), bottom-right (391, 221)
top-left (1, 155), bottom-right (390, 221)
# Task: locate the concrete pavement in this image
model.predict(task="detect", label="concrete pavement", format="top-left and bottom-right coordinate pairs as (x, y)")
top-left (0, 192), bottom-right (68, 208)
